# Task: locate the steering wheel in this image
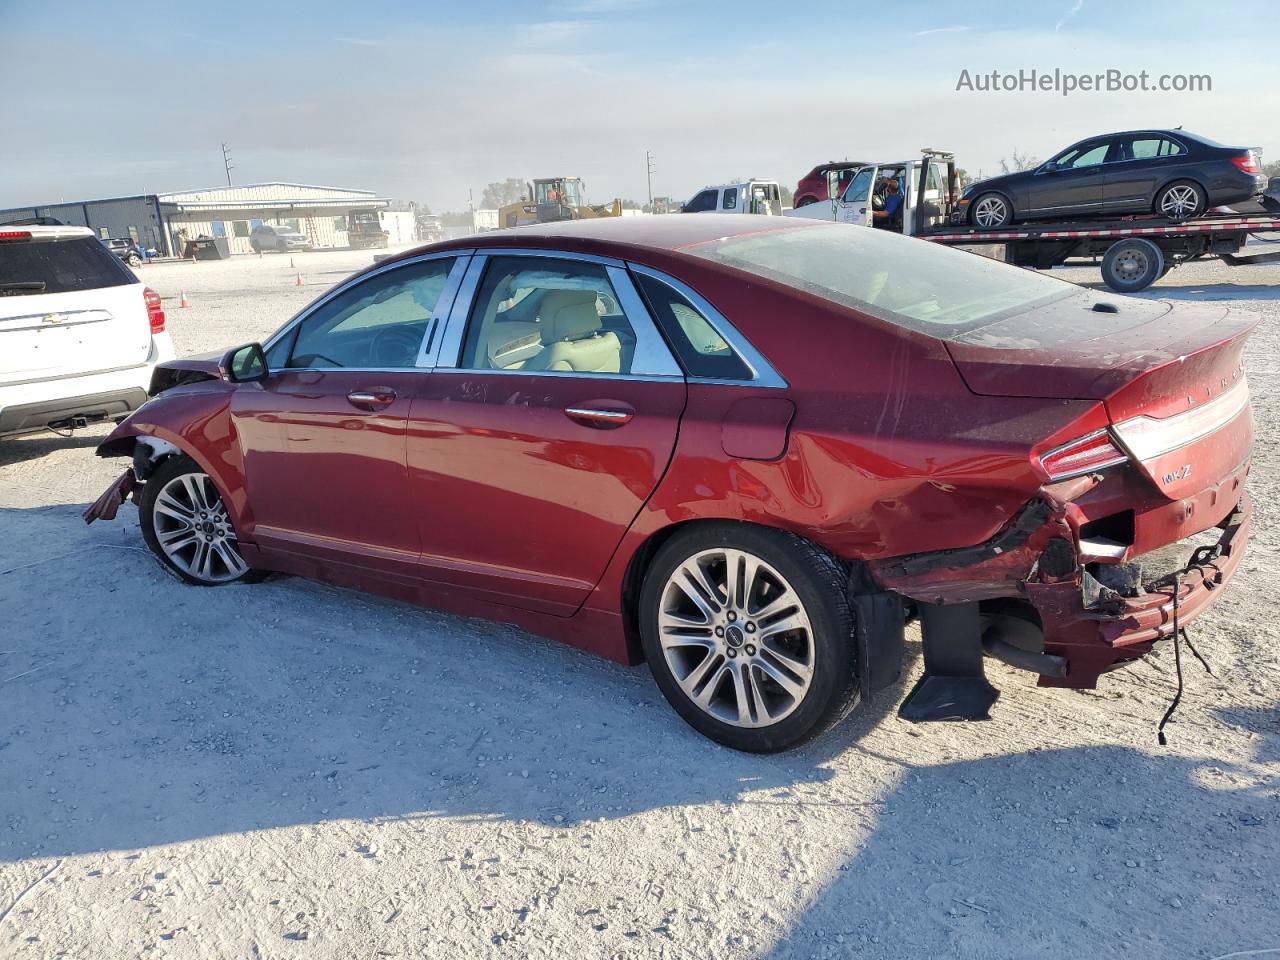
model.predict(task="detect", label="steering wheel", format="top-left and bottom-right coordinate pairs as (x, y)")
top-left (871, 193), bottom-right (886, 212)
top-left (369, 325), bottom-right (425, 367)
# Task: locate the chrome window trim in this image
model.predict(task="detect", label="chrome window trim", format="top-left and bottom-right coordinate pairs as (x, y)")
top-left (262, 249), bottom-right (473, 368)
top-left (427, 368), bottom-right (688, 384)
top-left (627, 263), bottom-right (789, 389)
top-left (434, 250), bottom-right (682, 379)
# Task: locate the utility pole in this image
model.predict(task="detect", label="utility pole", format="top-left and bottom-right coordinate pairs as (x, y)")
top-left (645, 150), bottom-right (655, 207)
top-left (221, 143), bottom-right (234, 187)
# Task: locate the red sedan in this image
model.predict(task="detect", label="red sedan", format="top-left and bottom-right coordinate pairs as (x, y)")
top-left (87, 215), bottom-right (1254, 752)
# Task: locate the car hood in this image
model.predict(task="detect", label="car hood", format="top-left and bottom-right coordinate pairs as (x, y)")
top-left (963, 171), bottom-right (1030, 196)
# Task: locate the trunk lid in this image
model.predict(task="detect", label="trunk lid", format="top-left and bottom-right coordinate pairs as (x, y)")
top-left (944, 292), bottom-right (1257, 498)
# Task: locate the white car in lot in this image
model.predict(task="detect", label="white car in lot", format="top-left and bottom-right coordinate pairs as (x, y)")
top-left (0, 225), bottom-right (174, 439)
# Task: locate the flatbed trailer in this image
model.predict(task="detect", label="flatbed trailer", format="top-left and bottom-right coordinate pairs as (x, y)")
top-left (923, 211), bottom-right (1280, 292)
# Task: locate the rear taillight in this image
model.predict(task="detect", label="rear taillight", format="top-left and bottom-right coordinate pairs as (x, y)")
top-left (144, 287), bottom-right (165, 334)
top-left (1230, 152), bottom-right (1260, 174)
top-left (1036, 430), bottom-right (1129, 481)
top-left (0, 230), bottom-right (32, 241)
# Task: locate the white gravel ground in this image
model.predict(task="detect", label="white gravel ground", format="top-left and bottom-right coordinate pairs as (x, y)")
top-left (1, 247), bottom-right (1277, 959)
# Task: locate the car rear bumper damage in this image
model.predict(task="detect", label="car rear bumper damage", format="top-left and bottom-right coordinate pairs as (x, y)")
top-left (867, 473), bottom-right (1251, 699)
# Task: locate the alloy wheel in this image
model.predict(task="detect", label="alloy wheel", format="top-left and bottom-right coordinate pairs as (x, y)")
top-left (973, 195), bottom-right (1009, 227)
top-left (657, 548), bottom-right (815, 728)
top-left (151, 472), bottom-right (249, 583)
top-left (1159, 184), bottom-right (1200, 219)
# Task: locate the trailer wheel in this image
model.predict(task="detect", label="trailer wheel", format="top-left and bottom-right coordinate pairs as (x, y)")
top-left (1102, 238), bottom-right (1165, 293)
top-left (1155, 180), bottom-right (1206, 220)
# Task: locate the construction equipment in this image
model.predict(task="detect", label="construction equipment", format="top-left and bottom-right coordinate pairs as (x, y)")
top-left (499, 177), bottom-right (623, 228)
top-left (347, 210), bottom-right (390, 249)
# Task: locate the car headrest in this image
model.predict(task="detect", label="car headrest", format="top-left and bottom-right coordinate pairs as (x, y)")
top-left (540, 289), bottom-right (601, 342)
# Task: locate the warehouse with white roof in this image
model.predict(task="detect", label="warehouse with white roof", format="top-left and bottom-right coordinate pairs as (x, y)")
top-left (0, 182), bottom-right (418, 257)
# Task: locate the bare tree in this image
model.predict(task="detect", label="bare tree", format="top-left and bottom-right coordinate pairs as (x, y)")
top-left (479, 178), bottom-right (528, 210)
top-left (998, 149), bottom-right (1040, 174)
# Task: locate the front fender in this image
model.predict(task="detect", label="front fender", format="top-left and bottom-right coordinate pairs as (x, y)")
top-left (95, 383), bottom-right (253, 535)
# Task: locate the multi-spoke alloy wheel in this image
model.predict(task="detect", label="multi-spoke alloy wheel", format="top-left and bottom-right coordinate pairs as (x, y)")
top-left (971, 193), bottom-right (1011, 228)
top-left (140, 456), bottom-right (257, 586)
top-left (1156, 181), bottom-right (1204, 220)
top-left (659, 548), bottom-right (814, 728)
top-left (640, 524), bottom-right (861, 752)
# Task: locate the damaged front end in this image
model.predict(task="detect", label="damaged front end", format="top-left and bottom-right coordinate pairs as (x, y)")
top-left (83, 435), bottom-right (184, 525)
top-left (867, 466), bottom-right (1251, 720)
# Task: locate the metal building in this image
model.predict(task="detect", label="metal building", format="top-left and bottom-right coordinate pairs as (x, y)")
top-left (0, 182), bottom-right (407, 257)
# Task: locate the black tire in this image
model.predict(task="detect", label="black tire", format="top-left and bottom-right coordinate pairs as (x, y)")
top-left (139, 455), bottom-right (264, 586)
top-left (127, 254), bottom-right (142, 268)
top-left (969, 191), bottom-right (1013, 228)
top-left (795, 196), bottom-right (817, 208)
top-left (1154, 179), bottom-right (1206, 221)
top-left (639, 522), bottom-right (860, 752)
top-left (1101, 237), bottom-right (1165, 293)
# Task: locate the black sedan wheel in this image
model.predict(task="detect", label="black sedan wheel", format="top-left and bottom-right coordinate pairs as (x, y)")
top-left (970, 193), bottom-right (1012, 228)
top-left (1155, 180), bottom-right (1206, 220)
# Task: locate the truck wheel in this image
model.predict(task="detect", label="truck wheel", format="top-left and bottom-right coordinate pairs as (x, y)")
top-left (1155, 180), bottom-right (1206, 220)
top-left (639, 523), bottom-right (860, 753)
top-left (970, 192), bottom-right (1012, 228)
top-left (1102, 238), bottom-right (1165, 293)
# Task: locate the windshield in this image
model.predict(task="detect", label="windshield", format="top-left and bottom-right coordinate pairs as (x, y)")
top-left (535, 180), bottom-right (582, 206)
top-left (682, 223), bottom-right (1079, 339)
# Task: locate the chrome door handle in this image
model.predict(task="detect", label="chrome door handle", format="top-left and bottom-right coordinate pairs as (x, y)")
top-left (347, 388), bottom-right (397, 410)
top-left (565, 405), bottom-right (634, 428)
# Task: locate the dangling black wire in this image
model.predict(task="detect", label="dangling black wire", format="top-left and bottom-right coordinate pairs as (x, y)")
top-left (1157, 570), bottom-right (1184, 746)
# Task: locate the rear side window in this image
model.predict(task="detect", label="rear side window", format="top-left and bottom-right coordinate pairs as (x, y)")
top-left (0, 236), bottom-right (133, 295)
top-left (635, 273), bottom-right (751, 380)
top-left (722, 189), bottom-right (738, 210)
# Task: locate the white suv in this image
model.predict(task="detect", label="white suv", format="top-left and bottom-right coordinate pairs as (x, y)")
top-left (0, 225), bottom-right (175, 438)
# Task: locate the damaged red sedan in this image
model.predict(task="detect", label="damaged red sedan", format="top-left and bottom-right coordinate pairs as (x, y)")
top-left (88, 216), bottom-right (1253, 752)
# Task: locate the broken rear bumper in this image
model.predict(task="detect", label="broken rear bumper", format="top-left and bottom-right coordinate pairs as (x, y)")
top-left (868, 479), bottom-right (1251, 689)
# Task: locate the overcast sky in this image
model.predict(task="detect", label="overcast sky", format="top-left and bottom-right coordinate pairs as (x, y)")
top-left (2, 0), bottom-right (1276, 211)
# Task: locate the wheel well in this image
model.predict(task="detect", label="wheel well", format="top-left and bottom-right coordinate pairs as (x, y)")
top-left (1153, 177), bottom-right (1206, 207)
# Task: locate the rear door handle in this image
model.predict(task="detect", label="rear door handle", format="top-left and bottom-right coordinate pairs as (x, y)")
top-left (565, 403), bottom-right (634, 428)
top-left (348, 387), bottom-right (397, 410)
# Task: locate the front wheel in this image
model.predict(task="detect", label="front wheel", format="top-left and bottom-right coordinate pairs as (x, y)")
top-left (969, 192), bottom-right (1012, 228)
top-left (639, 523), bottom-right (859, 752)
top-left (139, 455), bottom-right (261, 586)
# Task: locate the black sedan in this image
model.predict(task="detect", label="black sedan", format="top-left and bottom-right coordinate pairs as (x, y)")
top-left (957, 130), bottom-right (1266, 228)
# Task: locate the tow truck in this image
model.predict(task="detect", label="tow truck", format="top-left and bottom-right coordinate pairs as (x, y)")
top-left (789, 150), bottom-right (1280, 292)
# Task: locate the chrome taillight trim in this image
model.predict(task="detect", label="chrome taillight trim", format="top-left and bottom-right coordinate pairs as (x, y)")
top-left (1111, 375), bottom-right (1250, 462)
top-left (1039, 427), bottom-right (1130, 481)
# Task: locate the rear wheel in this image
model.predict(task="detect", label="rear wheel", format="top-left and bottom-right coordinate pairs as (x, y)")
top-left (127, 253), bottom-right (142, 267)
top-left (139, 456), bottom-right (261, 586)
top-left (1102, 237), bottom-right (1165, 293)
top-left (639, 523), bottom-right (859, 752)
top-left (970, 192), bottom-right (1012, 228)
top-left (1155, 180), bottom-right (1206, 220)
top-left (795, 196), bottom-right (817, 207)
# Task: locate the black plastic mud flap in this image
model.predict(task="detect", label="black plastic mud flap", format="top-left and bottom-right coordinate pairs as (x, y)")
top-left (898, 601), bottom-right (999, 722)
top-left (852, 590), bottom-right (906, 697)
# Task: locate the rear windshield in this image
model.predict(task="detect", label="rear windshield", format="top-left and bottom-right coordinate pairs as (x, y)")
top-left (682, 223), bottom-right (1078, 339)
top-left (0, 236), bottom-right (134, 295)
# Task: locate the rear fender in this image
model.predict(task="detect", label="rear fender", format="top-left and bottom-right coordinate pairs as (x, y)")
top-left (94, 384), bottom-right (252, 534)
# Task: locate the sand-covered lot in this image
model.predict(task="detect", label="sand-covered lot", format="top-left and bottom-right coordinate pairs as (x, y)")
top-left (1, 247), bottom-right (1277, 959)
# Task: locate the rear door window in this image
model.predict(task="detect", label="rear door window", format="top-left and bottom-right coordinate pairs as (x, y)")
top-left (0, 236), bottom-right (133, 295)
top-left (635, 273), bottom-right (751, 380)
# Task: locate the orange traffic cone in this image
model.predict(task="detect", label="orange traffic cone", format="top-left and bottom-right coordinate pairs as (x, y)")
top-left (179, 290), bottom-right (190, 308)
top-left (294, 272), bottom-right (303, 287)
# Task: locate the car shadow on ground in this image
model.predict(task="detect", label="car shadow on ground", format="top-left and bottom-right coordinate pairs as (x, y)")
top-left (0, 502), bottom-right (916, 866)
top-left (756, 738), bottom-right (1279, 959)
top-left (1080, 280), bottom-right (1280, 302)
top-left (0, 431), bottom-right (103, 468)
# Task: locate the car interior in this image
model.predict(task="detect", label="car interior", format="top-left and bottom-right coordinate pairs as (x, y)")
top-left (464, 265), bottom-right (635, 374)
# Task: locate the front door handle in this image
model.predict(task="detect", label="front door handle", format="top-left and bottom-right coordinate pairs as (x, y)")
top-left (347, 387), bottom-right (397, 411)
top-left (565, 404), bottom-right (634, 428)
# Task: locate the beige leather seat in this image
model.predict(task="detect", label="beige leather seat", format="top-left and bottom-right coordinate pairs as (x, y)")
top-left (524, 289), bottom-right (621, 373)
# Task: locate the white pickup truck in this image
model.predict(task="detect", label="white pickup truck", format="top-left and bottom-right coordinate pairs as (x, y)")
top-left (786, 153), bottom-right (953, 234)
top-left (682, 180), bottom-right (784, 215)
